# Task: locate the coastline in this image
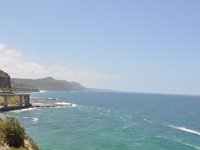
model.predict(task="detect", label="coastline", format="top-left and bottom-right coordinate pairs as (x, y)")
top-left (31, 102), bottom-right (75, 108)
top-left (0, 102), bottom-right (75, 112)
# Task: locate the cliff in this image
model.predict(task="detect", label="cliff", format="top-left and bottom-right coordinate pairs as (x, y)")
top-left (0, 70), bottom-right (12, 92)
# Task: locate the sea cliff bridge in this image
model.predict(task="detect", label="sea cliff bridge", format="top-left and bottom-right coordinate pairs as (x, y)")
top-left (0, 69), bottom-right (31, 111)
top-left (0, 69), bottom-right (74, 111)
top-left (0, 93), bottom-right (31, 111)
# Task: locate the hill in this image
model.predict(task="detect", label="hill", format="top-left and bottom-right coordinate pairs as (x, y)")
top-left (11, 77), bottom-right (86, 92)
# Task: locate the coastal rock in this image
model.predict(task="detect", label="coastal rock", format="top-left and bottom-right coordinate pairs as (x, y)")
top-left (0, 70), bottom-right (11, 92)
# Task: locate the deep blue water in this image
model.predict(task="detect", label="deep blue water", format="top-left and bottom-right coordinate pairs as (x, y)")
top-left (8, 91), bottom-right (200, 150)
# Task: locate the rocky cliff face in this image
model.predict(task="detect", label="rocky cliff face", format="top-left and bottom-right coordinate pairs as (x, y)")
top-left (0, 70), bottom-right (12, 91)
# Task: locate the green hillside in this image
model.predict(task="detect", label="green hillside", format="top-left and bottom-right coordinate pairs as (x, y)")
top-left (11, 77), bottom-right (86, 92)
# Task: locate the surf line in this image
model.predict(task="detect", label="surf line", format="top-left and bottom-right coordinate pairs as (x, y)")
top-left (168, 125), bottom-right (200, 136)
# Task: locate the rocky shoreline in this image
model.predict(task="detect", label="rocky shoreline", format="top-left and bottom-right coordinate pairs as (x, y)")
top-left (0, 102), bottom-right (75, 111)
top-left (31, 102), bottom-right (74, 108)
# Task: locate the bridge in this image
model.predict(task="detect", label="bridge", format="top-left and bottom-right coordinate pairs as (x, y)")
top-left (0, 93), bottom-right (31, 111)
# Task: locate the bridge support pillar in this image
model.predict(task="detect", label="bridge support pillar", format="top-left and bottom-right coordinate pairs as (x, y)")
top-left (4, 96), bottom-right (8, 108)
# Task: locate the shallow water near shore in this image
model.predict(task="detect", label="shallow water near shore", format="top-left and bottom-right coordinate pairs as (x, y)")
top-left (8, 91), bottom-right (200, 150)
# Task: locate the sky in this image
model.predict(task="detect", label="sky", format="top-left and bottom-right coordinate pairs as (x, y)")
top-left (0, 0), bottom-right (200, 95)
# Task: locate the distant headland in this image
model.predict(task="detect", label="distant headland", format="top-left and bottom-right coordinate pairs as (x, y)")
top-left (11, 77), bottom-right (87, 92)
top-left (0, 69), bottom-right (87, 93)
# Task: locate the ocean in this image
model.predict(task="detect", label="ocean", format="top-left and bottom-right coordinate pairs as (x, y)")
top-left (8, 91), bottom-right (200, 150)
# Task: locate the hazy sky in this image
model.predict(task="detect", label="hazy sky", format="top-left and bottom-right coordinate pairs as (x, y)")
top-left (0, 0), bottom-right (200, 95)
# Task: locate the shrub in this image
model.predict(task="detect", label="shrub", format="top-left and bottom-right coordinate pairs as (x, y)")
top-left (4, 117), bottom-right (26, 148)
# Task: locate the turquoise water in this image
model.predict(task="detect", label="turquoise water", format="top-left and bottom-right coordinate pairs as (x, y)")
top-left (9, 92), bottom-right (200, 150)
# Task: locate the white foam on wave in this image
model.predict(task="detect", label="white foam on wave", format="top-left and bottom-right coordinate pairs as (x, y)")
top-left (155, 135), bottom-right (200, 150)
top-left (32, 117), bottom-right (39, 124)
top-left (71, 104), bottom-right (77, 107)
top-left (22, 117), bottom-right (29, 119)
top-left (55, 102), bottom-right (71, 105)
top-left (39, 90), bottom-right (47, 93)
top-left (32, 117), bottom-right (39, 122)
top-left (179, 141), bottom-right (200, 150)
top-left (122, 125), bottom-right (131, 129)
top-left (12, 107), bottom-right (36, 113)
top-left (55, 102), bottom-right (77, 107)
top-left (168, 124), bottom-right (200, 136)
top-left (144, 118), bottom-right (153, 123)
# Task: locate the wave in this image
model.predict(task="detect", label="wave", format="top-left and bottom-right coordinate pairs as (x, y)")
top-left (179, 141), bottom-right (200, 150)
top-left (71, 104), bottom-right (77, 107)
top-left (54, 102), bottom-right (77, 107)
top-left (55, 102), bottom-right (71, 105)
top-left (168, 124), bottom-right (200, 136)
top-left (122, 123), bottom-right (135, 129)
top-left (76, 105), bottom-right (112, 117)
top-left (31, 97), bottom-right (58, 100)
top-left (144, 118), bottom-right (153, 123)
top-left (155, 136), bottom-right (200, 150)
top-left (39, 90), bottom-right (47, 93)
top-left (32, 117), bottom-right (39, 122)
top-left (32, 117), bottom-right (39, 124)
top-left (22, 117), bottom-right (29, 119)
top-left (12, 107), bottom-right (36, 113)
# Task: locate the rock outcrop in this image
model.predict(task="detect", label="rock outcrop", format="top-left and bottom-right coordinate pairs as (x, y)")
top-left (0, 70), bottom-right (12, 92)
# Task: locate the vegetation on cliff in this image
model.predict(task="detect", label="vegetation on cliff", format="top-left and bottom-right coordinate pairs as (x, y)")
top-left (0, 116), bottom-right (40, 150)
